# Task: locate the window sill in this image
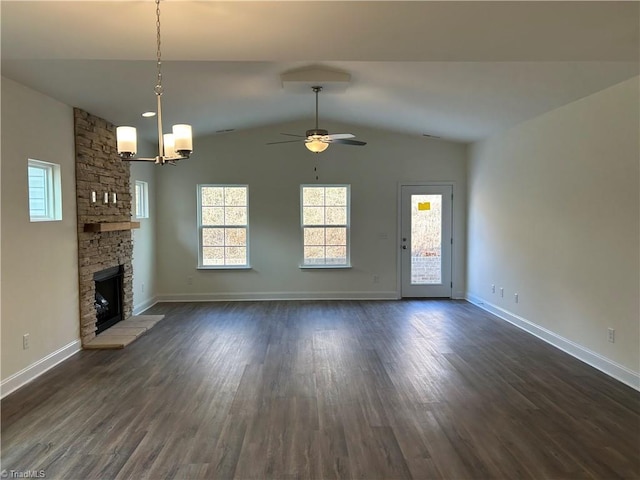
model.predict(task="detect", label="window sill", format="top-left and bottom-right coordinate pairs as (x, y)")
top-left (30, 218), bottom-right (62, 223)
top-left (299, 264), bottom-right (352, 270)
top-left (197, 265), bottom-right (252, 270)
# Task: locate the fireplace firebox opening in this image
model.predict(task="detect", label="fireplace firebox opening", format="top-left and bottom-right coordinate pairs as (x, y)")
top-left (94, 265), bottom-right (124, 334)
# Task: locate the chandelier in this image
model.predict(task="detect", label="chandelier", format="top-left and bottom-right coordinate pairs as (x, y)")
top-left (116, 0), bottom-right (193, 165)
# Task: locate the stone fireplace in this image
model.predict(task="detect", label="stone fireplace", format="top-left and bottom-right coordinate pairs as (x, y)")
top-left (74, 108), bottom-right (135, 345)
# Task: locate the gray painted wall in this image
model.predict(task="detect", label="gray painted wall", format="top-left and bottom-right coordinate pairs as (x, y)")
top-left (467, 77), bottom-right (639, 380)
top-left (130, 161), bottom-right (157, 313)
top-left (154, 120), bottom-right (468, 300)
top-left (1, 77), bottom-right (79, 383)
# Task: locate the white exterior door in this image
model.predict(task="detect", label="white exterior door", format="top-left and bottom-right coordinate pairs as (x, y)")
top-left (400, 185), bottom-right (453, 297)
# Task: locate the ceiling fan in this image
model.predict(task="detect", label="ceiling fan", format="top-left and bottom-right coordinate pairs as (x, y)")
top-left (267, 86), bottom-right (366, 153)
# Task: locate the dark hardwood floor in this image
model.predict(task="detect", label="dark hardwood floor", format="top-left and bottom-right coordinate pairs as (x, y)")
top-left (2, 300), bottom-right (639, 479)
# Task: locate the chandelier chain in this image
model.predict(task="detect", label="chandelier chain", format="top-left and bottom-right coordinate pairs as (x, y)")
top-left (116, 0), bottom-right (192, 164)
top-left (154, 0), bottom-right (163, 95)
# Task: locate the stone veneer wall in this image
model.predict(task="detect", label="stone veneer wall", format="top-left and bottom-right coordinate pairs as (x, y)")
top-left (74, 108), bottom-right (134, 345)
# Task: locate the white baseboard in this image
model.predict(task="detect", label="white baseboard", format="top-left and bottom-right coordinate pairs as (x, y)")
top-left (466, 293), bottom-right (640, 391)
top-left (1, 340), bottom-right (82, 399)
top-left (158, 291), bottom-right (399, 302)
top-left (133, 296), bottom-right (158, 315)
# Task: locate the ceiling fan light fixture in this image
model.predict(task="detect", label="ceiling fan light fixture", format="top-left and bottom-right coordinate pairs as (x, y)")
top-left (305, 137), bottom-right (329, 153)
top-left (267, 85), bottom-right (365, 151)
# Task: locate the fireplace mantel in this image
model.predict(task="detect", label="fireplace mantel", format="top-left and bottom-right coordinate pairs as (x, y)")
top-left (83, 222), bottom-right (141, 233)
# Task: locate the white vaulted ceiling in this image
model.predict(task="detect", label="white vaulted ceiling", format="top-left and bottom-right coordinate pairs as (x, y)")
top-left (2, 1), bottom-right (638, 143)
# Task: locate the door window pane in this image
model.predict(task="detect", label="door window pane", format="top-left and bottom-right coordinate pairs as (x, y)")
top-left (411, 194), bottom-right (442, 284)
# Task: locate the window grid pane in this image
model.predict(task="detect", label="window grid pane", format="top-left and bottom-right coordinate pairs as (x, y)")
top-left (202, 247), bottom-right (225, 266)
top-left (303, 187), bottom-right (325, 206)
top-left (202, 207), bottom-right (225, 225)
top-left (202, 187), bottom-right (224, 206)
top-left (199, 185), bottom-right (249, 267)
top-left (326, 227), bottom-right (346, 246)
top-left (202, 228), bottom-right (225, 246)
top-left (224, 207), bottom-right (247, 226)
top-left (28, 160), bottom-right (60, 221)
top-left (225, 228), bottom-right (246, 246)
top-left (302, 206), bottom-right (325, 225)
top-left (301, 185), bottom-right (349, 266)
top-left (224, 187), bottom-right (247, 207)
top-left (325, 206), bottom-right (347, 225)
top-left (304, 227), bottom-right (325, 246)
top-left (135, 181), bottom-right (149, 218)
top-left (135, 184), bottom-right (142, 217)
top-left (325, 187), bottom-right (347, 206)
top-left (28, 165), bottom-right (49, 217)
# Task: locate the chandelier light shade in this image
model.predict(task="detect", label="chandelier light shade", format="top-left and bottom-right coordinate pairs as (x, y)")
top-left (116, 0), bottom-right (193, 165)
top-left (163, 133), bottom-right (176, 158)
top-left (116, 126), bottom-right (137, 158)
top-left (173, 124), bottom-right (193, 154)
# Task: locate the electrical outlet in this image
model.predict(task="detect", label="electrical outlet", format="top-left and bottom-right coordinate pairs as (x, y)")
top-left (187, 276), bottom-right (193, 285)
top-left (141, 283), bottom-right (145, 293)
top-left (491, 284), bottom-right (495, 293)
top-left (23, 333), bottom-right (30, 350)
top-left (500, 287), bottom-right (504, 298)
top-left (373, 275), bottom-right (380, 284)
top-left (608, 328), bottom-right (615, 343)
top-left (514, 293), bottom-right (519, 303)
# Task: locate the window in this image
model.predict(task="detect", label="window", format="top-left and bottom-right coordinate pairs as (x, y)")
top-left (28, 159), bottom-right (61, 222)
top-left (135, 181), bottom-right (149, 218)
top-left (301, 185), bottom-right (350, 267)
top-left (198, 185), bottom-right (249, 268)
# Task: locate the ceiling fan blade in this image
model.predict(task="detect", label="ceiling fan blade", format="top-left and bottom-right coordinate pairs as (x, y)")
top-left (323, 133), bottom-right (355, 141)
top-left (266, 139), bottom-right (305, 145)
top-left (280, 133), bottom-right (306, 138)
top-left (328, 139), bottom-right (367, 146)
